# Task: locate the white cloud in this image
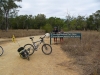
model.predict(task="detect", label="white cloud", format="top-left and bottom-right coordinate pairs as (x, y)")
top-left (16, 0), bottom-right (100, 18)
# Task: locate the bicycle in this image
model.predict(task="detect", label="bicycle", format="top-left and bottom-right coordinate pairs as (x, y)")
top-left (0, 46), bottom-right (4, 56)
top-left (24, 35), bottom-right (52, 55)
top-left (17, 47), bottom-right (30, 60)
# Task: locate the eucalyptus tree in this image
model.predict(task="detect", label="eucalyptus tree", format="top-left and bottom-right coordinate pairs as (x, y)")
top-left (34, 14), bottom-right (46, 29)
top-left (16, 15), bottom-right (28, 29)
top-left (69, 18), bottom-right (77, 30)
top-left (0, 0), bottom-right (22, 31)
top-left (86, 15), bottom-right (95, 30)
top-left (54, 18), bottom-right (65, 31)
top-left (0, 0), bottom-right (6, 30)
top-left (75, 15), bottom-right (87, 30)
top-left (65, 14), bottom-right (74, 30)
top-left (0, 8), bottom-right (3, 29)
top-left (26, 15), bottom-right (33, 30)
top-left (22, 15), bottom-right (28, 29)
top-left (29, 16), bottom-right (35, 29)
top-left (92, 10), bottom-right (100, 31)
top-left (47, 17), bottom-right (56, 28)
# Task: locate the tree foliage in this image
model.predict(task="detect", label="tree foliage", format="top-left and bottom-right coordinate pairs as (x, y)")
top-left (0, 0), bottom-right (21, 31)
top-left (0, 1), bottom-right (100, 32)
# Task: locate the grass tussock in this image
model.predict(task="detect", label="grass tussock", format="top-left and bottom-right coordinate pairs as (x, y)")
top-left (0, 29), bottom-right (45, 38)
top-left (61, 31), bottom-right (100, 75)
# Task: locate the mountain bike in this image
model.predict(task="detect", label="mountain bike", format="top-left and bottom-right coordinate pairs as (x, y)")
top-left (0, 46), bottom-right (4, 56)
top-left (24, 35), bottom-right (52, 55)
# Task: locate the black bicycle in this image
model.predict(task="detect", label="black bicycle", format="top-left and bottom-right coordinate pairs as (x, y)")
top-left (0, 46), bottom-right (4, 56)
top-left (24, 35), bottom-right (52, 55)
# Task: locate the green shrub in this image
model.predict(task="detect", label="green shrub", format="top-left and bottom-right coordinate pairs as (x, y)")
top-left (42, 24), bottom-right (52, 33)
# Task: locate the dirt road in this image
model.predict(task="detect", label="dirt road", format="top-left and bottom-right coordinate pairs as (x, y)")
top-left (0, 35), bottom-right (80, 75)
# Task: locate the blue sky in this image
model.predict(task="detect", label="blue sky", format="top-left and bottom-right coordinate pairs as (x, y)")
top-left (16, 0), bottom-right (100, 19)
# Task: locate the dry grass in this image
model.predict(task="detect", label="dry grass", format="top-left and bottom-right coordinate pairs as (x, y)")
top-left (61, 31), bottom-right (100, 75)
top-left (0, 29), bottom-right (45, 38)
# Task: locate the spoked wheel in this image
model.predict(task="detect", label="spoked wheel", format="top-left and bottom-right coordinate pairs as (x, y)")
top-left (42, 44), bottom-right (52, 55)
top-left (24, 44), bottom-right (34, 56)
top-left (0, 46), bottom-right (4, 56)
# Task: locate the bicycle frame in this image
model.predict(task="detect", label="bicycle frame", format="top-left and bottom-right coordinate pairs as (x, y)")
top-left (30, 35), bottom-right (46, 50)
top-left (33, 40), bottom-right (42, 49)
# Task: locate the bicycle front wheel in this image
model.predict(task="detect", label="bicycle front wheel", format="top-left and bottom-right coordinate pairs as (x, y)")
top-left (0, 46), bottom-right (4, 56)
top-left (24, 44), bottom-right (34, 56)
top-left (42, 44), bottom-right (52, 55)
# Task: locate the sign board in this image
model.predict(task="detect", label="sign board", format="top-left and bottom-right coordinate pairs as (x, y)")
top-left (50, 33), bottom-right (81, 44)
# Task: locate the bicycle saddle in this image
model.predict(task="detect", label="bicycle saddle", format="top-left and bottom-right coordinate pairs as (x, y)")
top-left (30, 37), bottom-right (34, 39)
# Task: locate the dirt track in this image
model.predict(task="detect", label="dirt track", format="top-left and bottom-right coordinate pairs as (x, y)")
top-left (0, 35), bottom-right (80, 75)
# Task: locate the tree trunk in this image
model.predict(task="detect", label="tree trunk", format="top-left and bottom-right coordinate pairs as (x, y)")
top-left (5, 14), bottom-right (8, 31)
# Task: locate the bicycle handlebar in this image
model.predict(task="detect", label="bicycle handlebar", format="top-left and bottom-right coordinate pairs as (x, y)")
top-left (30, 37), bottom-right (34, 41)
top-left (29, 35), bottom-right (46, 41)
top-left (40, 35), bottom-right (46, 39)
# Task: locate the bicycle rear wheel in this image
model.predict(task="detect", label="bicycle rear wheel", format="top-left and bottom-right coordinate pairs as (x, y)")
top-left (0, 46), bottom-right (4, 56)
top-left (42, 44), bottom-right (52, 55)
top-left (24, 44), bottom-right (34, 56)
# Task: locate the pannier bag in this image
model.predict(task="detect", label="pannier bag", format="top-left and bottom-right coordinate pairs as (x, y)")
top-left (17, 47), bottom-right (28, 58)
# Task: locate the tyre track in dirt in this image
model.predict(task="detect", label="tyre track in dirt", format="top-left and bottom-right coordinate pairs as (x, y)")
top-left (0, 35), bottom-right (80, 75)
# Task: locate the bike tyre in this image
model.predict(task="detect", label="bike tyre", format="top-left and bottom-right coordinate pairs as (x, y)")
top-left (24, 44), bottom-right (34, 56)
top-left (0, 46), bottom-right (4, 56)
top-left (42, 44), bottom-right (52, 55)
